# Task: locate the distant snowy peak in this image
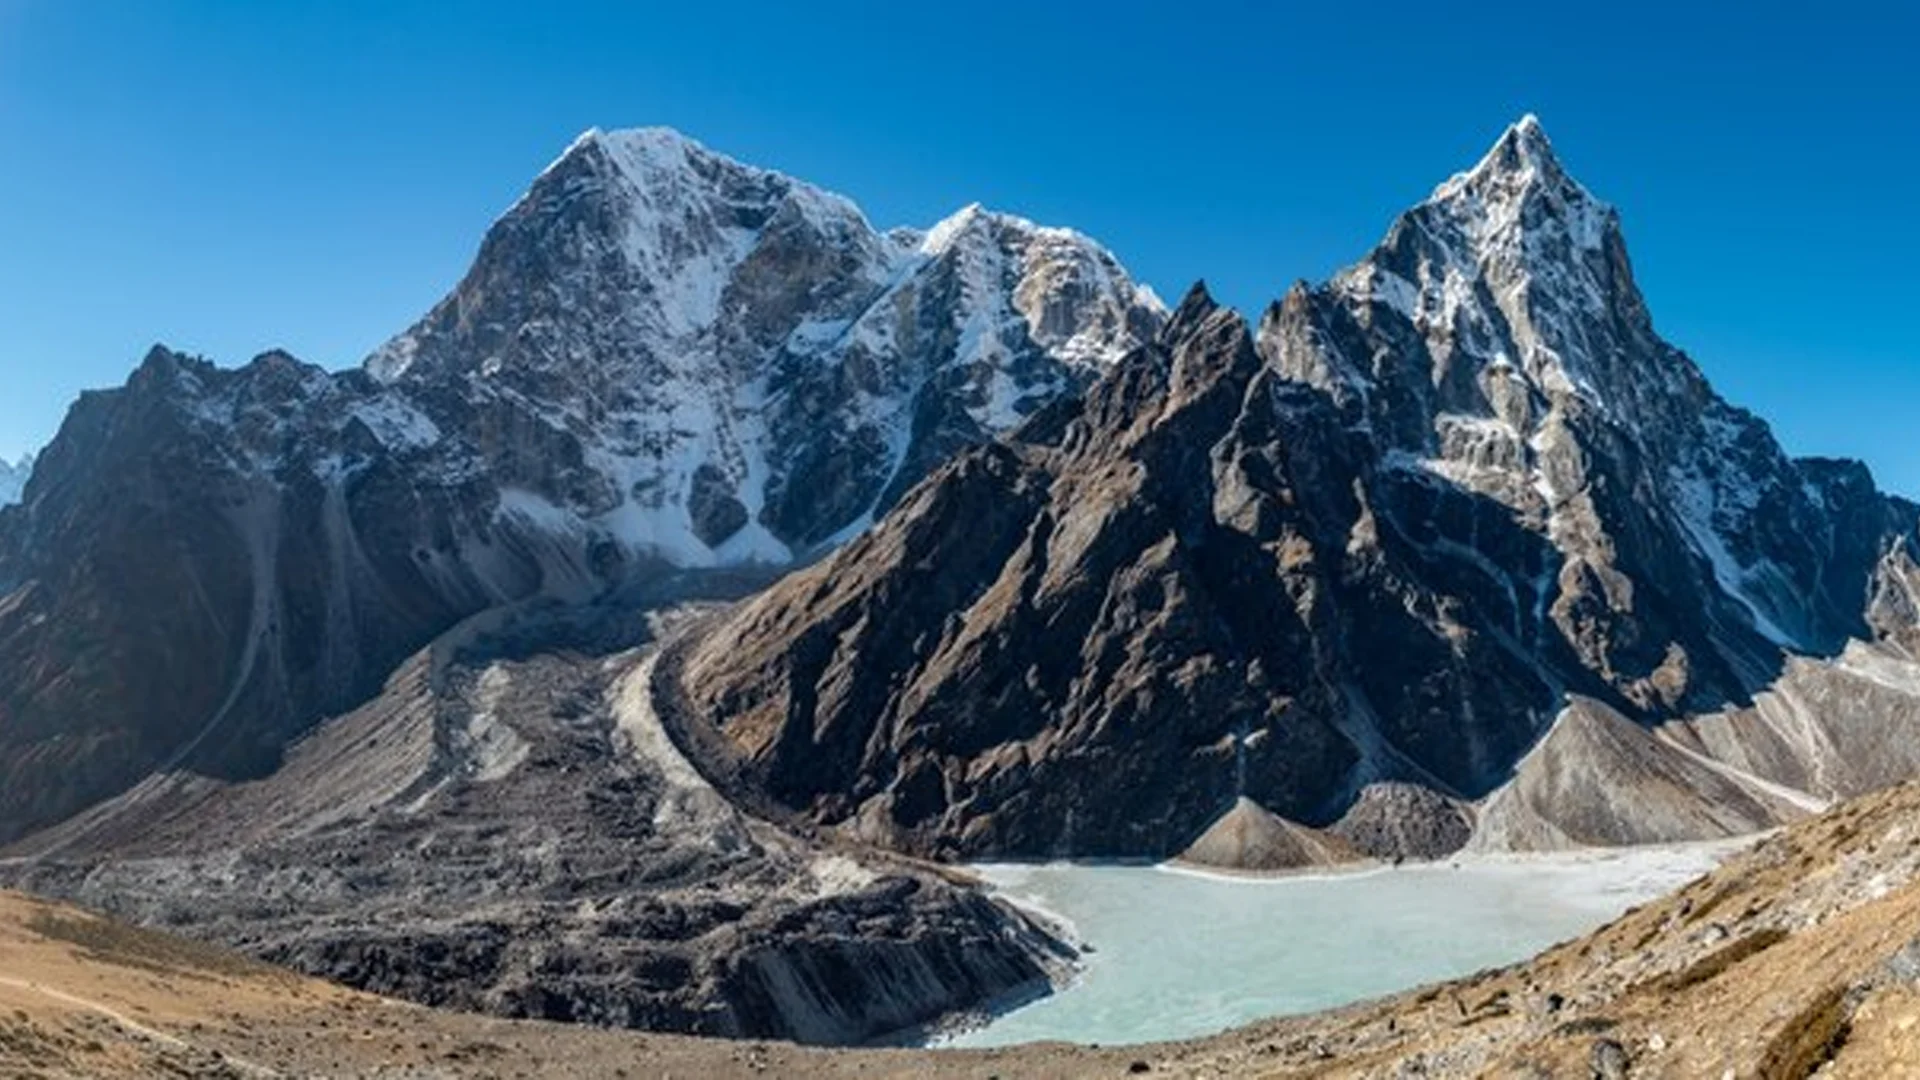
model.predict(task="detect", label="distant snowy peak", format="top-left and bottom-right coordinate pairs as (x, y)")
top-left (585, 125), bottom-right (895, 329)
top-left (560, 128), bottom-right (1167, 381)
top-left (924, 204), bottom-right (1167, 366)
top-left (360, 123), bottom-right (1162, 563)
top-left (829, 201), bottom-right (1166, 425)
top-left (367, 124), bottom-right (893, 383)
top-left (0, 455), bottom-right (31, 508)
top-left (588, 125), bottom-right (872, 232)
top-left (369, 125), bottom-right (1156, 387)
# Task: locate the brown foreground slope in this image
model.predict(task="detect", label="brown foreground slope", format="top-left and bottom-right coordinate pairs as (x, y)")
top-left (0, 885), bottom-right (1087, 1079)
top-left (12, 780), bottom-right (1920, 1077)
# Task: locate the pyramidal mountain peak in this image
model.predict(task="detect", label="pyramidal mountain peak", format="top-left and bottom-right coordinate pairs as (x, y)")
top-left (1322, 114), bottom-right (1643, 424)
top-left (1431, 113), bottom-right (1577, 194)
top-left (1163, 278), bottom-right (1225, 337)
top-left (1406, 114), bottom-right (1622, 317)
top-left (917, 200), bottom-right (990, 251)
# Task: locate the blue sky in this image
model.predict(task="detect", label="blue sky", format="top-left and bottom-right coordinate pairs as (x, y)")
top-left (0, 1), bottom-right (1913, 492)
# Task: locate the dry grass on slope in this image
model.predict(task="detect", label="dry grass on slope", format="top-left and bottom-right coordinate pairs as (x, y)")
top-left (0, 885), bottom-right (1152, 1078)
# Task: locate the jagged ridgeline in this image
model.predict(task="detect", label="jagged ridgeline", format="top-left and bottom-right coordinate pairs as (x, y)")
top-left (674, 118), bottom-right (1920, 860)
top-left (1, 117), bottom-right (1919, 1042)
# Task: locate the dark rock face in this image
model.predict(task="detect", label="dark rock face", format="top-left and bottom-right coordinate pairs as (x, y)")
top-left (681, 289), bottom-right (1509, 857)
top-left (677, 120), bottom-right (1920, 861)
top-left (688, 462), bottom-right (751, 547)
top-left (0, 349), bottom-right (506, 844)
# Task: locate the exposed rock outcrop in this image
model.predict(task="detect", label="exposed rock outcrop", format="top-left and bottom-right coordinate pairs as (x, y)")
top-left (1329, 783), bottom-right (1476, 860)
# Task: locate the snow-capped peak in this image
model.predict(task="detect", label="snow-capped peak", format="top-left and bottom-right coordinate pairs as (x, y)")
top-left (1430, 114), bottom-right (1563, 198)
top-left (583, 125), bottom-right (705, 190)
top-left (0, 454), bottom-right (34, 508)
top-left (1328, 113), bottom-right (1628, 392)
top-left (556, 125), bottom-right (728, 183)
top-left (1313, 112), bottom-right (1676, 509)
top-left (369, 124), bottom-right (895, 382)
top-left (362, 124), bottom-right (1163, 566)
top-left (1424, 114), bottom-right (1613, 255)
top-left (919, 202), bottom-right (990, 256)
top-left (593, 126), bottom-right (876, 234)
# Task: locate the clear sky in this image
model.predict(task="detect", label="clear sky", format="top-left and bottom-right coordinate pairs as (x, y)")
top-left (0, 1), bottom-right (1913, 492)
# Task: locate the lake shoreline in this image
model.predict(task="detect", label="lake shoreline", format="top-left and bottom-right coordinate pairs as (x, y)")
top-left (936, 837), bottom-right (1751, 1049)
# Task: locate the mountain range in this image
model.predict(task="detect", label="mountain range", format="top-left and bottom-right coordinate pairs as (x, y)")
top-left (673, 117), bottom-right (1920, 861)
top-left (1, 116), bottom-right (1917, 1042)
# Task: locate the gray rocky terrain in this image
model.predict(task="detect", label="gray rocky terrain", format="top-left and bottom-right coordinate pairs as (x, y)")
top-left (0, 575), bottom-right (1070, 1043)
top-left (1176, 796), bottom-right (1359, 871)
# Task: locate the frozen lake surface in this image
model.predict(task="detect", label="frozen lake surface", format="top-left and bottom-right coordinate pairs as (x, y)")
top-left (940, 843), bottom-right (1736, 1048)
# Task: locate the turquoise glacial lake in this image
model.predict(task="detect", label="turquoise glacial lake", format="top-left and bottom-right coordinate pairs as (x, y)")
top-left (940, 844), bottom-right (1732, 1048)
